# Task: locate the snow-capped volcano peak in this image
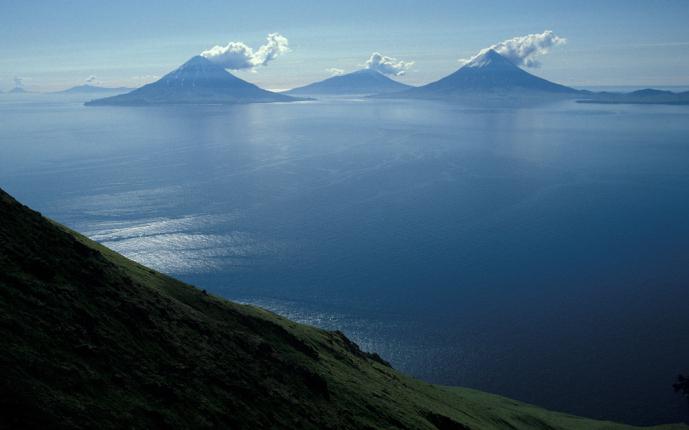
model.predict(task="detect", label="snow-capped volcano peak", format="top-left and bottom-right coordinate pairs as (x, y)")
top-left (463, 49), bottom-right (516, 69)
top-left (159, 55), bottom-right (246, 89)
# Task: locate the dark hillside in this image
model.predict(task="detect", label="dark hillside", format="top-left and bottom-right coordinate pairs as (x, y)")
top-left (0, 188), bottom-right (684, 430)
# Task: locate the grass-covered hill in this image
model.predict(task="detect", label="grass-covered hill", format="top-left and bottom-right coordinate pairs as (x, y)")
top-left (0, 187), bottom-right (686, 430)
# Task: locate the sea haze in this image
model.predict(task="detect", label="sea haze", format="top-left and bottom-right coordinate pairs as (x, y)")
top-left (1, 95), bottom-right (689, 425)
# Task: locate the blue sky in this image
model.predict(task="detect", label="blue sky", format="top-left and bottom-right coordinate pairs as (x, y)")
top-left (1, 0), bottom-right (688, 91)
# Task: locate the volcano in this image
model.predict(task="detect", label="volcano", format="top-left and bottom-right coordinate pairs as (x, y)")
top-left (58, 84), bottom-right (133, 95)
top-left (285, 68), bottom-right (412, 96)
top-left (383, 49), bottom-right (581, 100)
top-left (86, 56), bottom-right (307, 106)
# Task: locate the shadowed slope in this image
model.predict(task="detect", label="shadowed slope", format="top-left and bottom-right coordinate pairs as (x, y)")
top-left (0, 188), bottom-right (685, 430)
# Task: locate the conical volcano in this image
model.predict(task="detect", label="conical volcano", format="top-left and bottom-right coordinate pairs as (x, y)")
top-left (86, 56), bottom-right (306, 106)
top-left (286, 68), bottom-right (412, 96)
top-left (386, 49), bottom-right (580, 100)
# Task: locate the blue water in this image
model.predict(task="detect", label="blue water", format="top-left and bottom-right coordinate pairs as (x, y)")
top-left (2, 94), bottom-right (689, 425)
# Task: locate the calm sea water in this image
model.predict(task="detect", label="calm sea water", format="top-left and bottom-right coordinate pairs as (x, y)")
top-left (2, 93), bottom-right (689, 425)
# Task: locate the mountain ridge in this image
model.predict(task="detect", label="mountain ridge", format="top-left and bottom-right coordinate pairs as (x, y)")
top-left (577, 88), bottom-right (689, 105)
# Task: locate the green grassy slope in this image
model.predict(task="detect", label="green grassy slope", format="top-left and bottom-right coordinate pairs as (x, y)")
top-left (0, 187), bottom-right (685, 430)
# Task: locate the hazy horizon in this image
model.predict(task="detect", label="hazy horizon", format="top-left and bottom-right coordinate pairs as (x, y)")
top-left (2, 0), bottom-right (689, 92)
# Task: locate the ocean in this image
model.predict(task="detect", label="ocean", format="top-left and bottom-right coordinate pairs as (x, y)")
top-left (2, 93), bottom-right (689, 424)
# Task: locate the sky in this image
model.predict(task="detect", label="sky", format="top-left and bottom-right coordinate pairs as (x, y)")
top-left (1, 0), bottom-right (689, 92)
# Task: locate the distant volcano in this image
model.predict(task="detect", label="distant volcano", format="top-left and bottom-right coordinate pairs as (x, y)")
top-left (8, 87), bottom-right (29, 94)
top-left (86, 56), bottom-right (306, 106)
top-left (285, 68), bottom-right (412, 96)
top-left (382, 49), bottom-right (580, 100)
top-left (57, 84), bottom-right (132, 95)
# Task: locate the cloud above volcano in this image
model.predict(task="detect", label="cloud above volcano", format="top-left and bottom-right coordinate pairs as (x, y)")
top-left (201, 33), bottom-right (290, 70)
top-left (460, 30), bottom-right (566, 68)
top-left (365, 52), bottom-right (414, 76)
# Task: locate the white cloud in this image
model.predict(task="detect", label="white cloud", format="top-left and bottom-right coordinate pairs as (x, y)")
top-left (201, 33), bottom-right (290, 70)
top-left (326, 67), bottom-right (345, 76)
top-left (365, 52), bottom-right (414, 76)
top-left (460, 30), bottom-right (566, 68)
top-left (85, 75), bottom-right (101, 85)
